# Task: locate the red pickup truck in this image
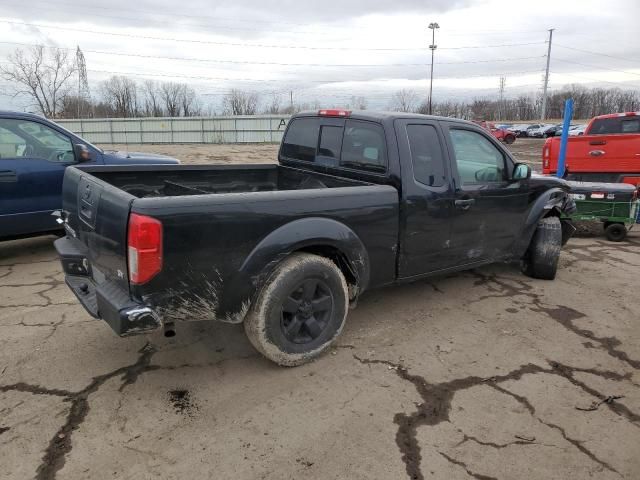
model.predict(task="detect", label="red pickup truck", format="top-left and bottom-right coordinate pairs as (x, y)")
top-left (542, 112), bottom-right (640, 186)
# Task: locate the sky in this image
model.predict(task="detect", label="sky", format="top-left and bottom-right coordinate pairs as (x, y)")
top-left (0, 0), bottom-right (639, 112)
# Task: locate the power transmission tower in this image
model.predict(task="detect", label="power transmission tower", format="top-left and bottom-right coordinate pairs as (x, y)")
top-left (498, 76), bottom-right (506, 120)
top-left (541, 28), bottom-right (554, 121)
top-left (76, 46), bottom-right (91, 118)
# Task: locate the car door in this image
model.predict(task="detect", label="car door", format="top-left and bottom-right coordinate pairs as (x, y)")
top-left (0, 117), bottom-right (80, 237)
top-left (396, 119), bottom-right (456, 278)
top-left (443, 124), bottom-right (529, 264)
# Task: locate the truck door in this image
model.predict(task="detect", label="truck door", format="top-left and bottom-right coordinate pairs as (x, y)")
top-left (0, 118), bottom-right (79, 237)
top-left (443, 124), bottom-right (529, 263)
top-left (396, 119), bottom-right (456, 277)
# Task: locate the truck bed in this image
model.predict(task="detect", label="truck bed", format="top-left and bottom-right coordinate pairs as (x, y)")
top-left (90, 164), bottom-right (362, 198)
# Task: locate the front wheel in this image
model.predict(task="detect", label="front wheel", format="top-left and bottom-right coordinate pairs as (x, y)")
top-left (522, 216), bottom-right (562, 280)
top-left (504, 135), bottom-right (515, 145)
top-left (244, 253), bottom-right (349, 367)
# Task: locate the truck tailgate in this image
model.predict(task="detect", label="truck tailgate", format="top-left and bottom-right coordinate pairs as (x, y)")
top-left (63, 166), bottom-right (133, 289)
top-left (56, 167), bottom-right (161, 335)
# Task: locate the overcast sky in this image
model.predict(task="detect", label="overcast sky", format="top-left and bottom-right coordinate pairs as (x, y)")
top-left (0, 0), bottom-right (639, 111)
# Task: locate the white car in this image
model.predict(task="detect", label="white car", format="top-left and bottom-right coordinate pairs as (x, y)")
top-left (528, 124), bottom-right (555, 138)
top-left (569, 124), bottom-right (587, 136)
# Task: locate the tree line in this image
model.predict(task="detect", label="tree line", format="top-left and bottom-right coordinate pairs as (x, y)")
top-left (390, 85), bottom-right (640, 121)
top-left (1, 45), bottom-right (638, 121)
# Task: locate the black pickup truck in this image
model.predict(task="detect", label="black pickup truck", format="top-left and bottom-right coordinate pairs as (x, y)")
top-left (55, 110), bottom-right (576, 366)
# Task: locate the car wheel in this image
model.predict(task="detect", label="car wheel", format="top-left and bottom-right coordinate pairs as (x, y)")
top-left (604, 223), bottom-right (627, 242)
top-left (522, 216), bottom-right (562, 280)
top-left (244, 252), bottom-right (349, 367)
top-left (504, 135), bottom-right (515, 145)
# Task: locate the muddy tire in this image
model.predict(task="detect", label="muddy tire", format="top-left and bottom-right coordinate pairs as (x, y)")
top-left (604, 222), bottom-right (627, 242)
top-left (244, 253), bottom-right (348, 367)
top-left (522, 216), bottom-right (562, 280)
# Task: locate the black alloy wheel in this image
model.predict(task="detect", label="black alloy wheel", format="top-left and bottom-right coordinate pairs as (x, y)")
top-left (281, 278), bottom-right (334, 344)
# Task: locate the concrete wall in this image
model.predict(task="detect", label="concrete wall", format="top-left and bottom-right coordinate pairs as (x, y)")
top-left (57, 116), bottom-right (291, 144)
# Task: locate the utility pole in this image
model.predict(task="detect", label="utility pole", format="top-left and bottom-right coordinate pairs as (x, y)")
top-left (541, 28), bottom-right (554, 121)
top-left (428, 22), bottom-right (440, 115)
top-left (290, 90), bottom-right (294, 112)
top-left (498, 76), bottom-right (506, 121)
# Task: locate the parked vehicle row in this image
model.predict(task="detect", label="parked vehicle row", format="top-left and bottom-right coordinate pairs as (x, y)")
top-left (472, 121), bottom-right (517, 144)
top-left (0, 112), bottom-right (180, 240)
top-left (505, 123), bottom-right (587, 138)
top-left (55, 109), bottom-right (576, 366)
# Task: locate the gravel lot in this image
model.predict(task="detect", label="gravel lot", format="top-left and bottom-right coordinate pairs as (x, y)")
top-left (1, 139), bottom-right (638, 480)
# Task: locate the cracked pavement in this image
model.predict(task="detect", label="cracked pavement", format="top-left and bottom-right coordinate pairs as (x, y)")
top-left (1, 231), bottom-right (638, 480)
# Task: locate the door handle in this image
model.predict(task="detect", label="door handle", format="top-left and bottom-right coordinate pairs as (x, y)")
top-left (589, 140), bottom-right (607, 146)
top-left (0, 170), bottom-right (17, 182)
top-left (455, 199), bottom-right (476, 211)
top-left (589, 150), bottom-right (605, 157)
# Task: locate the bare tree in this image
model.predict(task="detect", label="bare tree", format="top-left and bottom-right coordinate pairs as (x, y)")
top-left (59, 95), bottom-right (93, 119)
top-left (223, 89), bottom-right (259, 115)
top-left (159, 82), bottom-right (182, 117)
top-left (179, 84), bottom-right (199, 116)
top-left (100, 75), bottom-right (139, 117)
top-left (142, 80), bottom-right (163, 117)
top-left (348, 96), bottom-right (368, 110)
top-left (264, 93), bottom-right (282, 114)
top-left (390, 89), bottom-right (419, 113)
top-left (0, 45), bottom-right (77, 118)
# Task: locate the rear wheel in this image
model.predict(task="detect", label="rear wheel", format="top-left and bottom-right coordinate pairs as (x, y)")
top-left (522, 216), bottom-right (562, 280)
top-left (604, 222), bottom-right (627, 242)
top-left (244, 253), bottom-right (348, 367)
top-left (504, 135), bottom-right (515, 145)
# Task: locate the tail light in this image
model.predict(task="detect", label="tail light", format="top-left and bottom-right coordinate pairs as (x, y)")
top-left (542, 143), bottom-right (550, 170)
top-left (128, 213), bottom-right (163, 285)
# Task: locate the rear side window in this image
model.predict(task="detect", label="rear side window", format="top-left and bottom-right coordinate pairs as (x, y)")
top-left (340, 120), bottom-right (386, 173)
top-left (590, 117), bottom-right (640, 135)
top-left (281, 118), bottom-right (320, 162)
top-left (621, 119), bottom-right (640, 133)
top-left (407, 124), bottom-right (446, 187)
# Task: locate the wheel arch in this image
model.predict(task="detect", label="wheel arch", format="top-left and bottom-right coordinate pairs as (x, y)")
top-left (240, 217), bottom-right (370, 299)
top-left (514, 188), bottom-right (570, 256)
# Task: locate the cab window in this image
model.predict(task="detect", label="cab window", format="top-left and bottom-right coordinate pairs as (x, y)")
top-left (0, 118), bottom-right (74, 162)
top-left (449, 129), bottom-right (506, 184)
top-left (407, 124), bottom-right (446, 187)
top-left (590, 117), bottom-right (640, 135)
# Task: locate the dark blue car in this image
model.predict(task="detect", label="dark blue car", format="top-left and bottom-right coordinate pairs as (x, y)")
top-left (0, 111), bottom-right (180, 240)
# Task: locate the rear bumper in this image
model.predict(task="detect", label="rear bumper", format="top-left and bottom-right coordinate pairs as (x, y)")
top-left (55, 236), bottom-right (162, 336)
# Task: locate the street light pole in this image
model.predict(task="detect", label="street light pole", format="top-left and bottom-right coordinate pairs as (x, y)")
top-left (428, 22), bottom-right (440, 115)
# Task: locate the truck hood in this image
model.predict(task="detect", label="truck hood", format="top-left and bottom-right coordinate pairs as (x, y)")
top-left (530, 172), bottom-right (570, 190)
top-left (102, 150), bottom-right (180, 165)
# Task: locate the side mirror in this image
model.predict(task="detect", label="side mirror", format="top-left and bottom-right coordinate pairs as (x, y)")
top-left (74, 144), bottom-right (91, 162)
top-left (513, 163), bottom-right (531, 181)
